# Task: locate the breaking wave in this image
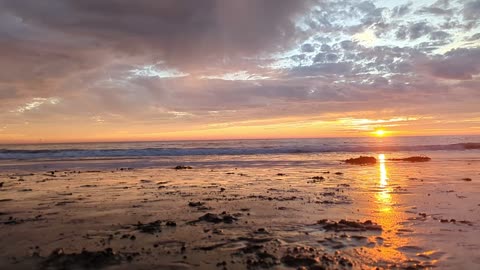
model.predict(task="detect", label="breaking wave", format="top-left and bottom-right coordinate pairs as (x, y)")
top-left (0, 142), bottom-right (478, 160)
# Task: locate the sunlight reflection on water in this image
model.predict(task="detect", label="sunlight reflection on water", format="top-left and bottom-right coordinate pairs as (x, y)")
top-left (371, 154), bottom-right (409, 263)
top-left (377, 154), bottom-right (392, 213)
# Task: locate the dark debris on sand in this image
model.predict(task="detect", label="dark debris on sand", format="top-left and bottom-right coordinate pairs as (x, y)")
top-left (189, 212), bottom-right (239, 224)
top-left (308, 176), bottom-right (325, 183)
top-left (2, 215), bottom-right (44, 225)
top-left (389, 156), bottom-right (431, 162)
top-left (281, 246), bottom-right (353, 269)
top-left (174, 165), bottom-right (193, 170)
top-left (188, 201), bottom-right (205, 207)
top-left (245, 250), bottom-right (279, 269)
top-left (37, 248), bottom-right (138, 270)
top-left (133, 220), bottom-right (162, 234)
top-left (317, 219), bottom-right (382, 232)
top-left (345, 156), bottom-right (377, 165)
top-left (188, 201), bottom-right (212, 211)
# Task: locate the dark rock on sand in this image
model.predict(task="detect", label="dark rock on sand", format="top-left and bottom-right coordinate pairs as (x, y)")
top-left (316, 199), bottom-right (352, 205)
top-left (165, 221), bottom-right (177, 227)
top-left (389, 156), bottom-right (431, 162)
top-left (38, 248), bottom-right (138, 269)
top-left (281, 254), bottom-right (318, 267)
top-left (120, 234), bottom-right (134, 240)
top-left (252, 228), bottom-right (270, 236)
top-left (458, 220), bottom-right (474, 226)
top-left (246, 250), bottom-right (279, 268)
top-left (240, 244), bottom-right (264, 254)
top-left (345, 156), bottom-right (377, 165)
top-left (156, 181), bottom-right (169, 185)
top-left (462, 178), bottom-right (472, 182)
top-left (188, 201), bottom-right (213, 211)
top-left (55, 200), bottom-right (76, 206)
top-left (174, 165), bottom-right (192, 170)
top-left (3, 215), bottom-right (44, 225)
top-left (317, 219), bottom-right (382, 232)
top-left (134, 220), bottom-right (162, 234)
top-left (281, 246), bottom-right (353, 268)
top-left (190, 212), bottom-right (239, 224)
top-left (308, 176), bottom-right (325, 184)
top-left (188, 201), bottom-right (205, 207)
top-left (0, 182), bottom-right (3, 188)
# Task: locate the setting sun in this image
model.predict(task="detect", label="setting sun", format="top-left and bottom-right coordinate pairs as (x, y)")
top-left (375, 129), bottom-right (386, 137)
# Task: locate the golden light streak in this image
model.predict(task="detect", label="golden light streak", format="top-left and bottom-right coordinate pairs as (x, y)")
top-left (376, 154), bottom-right (392, 215)
top-left (370, 153), bottom-right (410, 263)
top-left (379, 154), bottom-right (388, 187)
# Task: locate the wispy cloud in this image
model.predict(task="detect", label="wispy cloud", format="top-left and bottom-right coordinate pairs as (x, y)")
top-left (12, 97), bottom-right (60, 113)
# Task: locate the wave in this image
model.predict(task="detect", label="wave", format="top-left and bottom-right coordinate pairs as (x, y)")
top-left (0, 142), bottom-right (478, 160)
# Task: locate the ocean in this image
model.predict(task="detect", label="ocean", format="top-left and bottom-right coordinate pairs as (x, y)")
top-left (1, 135), bottom-right (479, 161)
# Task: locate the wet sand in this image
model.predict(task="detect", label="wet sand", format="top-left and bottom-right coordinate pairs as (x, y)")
top-left (0, 153), bottom-right (479, 269)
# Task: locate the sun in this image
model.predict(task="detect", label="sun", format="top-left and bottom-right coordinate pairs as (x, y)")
top-left (375, 129), bottom-right (386, 137)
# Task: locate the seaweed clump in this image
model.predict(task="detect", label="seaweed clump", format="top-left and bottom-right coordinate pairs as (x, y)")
top-left (317, 219), bottom-right (382, 232)
top-left (344, 156), bottom-right (377, 165)
top-left (174, 165), bottom-right (192, 170)
top-left (39, 248), bottom-right (137, 269)
top-left (134, 220), bottom-right (162, 234)
top-left (390, 156), bottom-right (431, 162)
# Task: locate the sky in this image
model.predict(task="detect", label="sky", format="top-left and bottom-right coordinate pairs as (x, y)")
top-left (0, 0), bottom-right (479, 143)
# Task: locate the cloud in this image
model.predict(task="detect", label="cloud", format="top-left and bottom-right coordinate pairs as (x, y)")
top-left (13, 97), bottom-right (61, 113)
top-left (463, 0), bottom-right (480, 20)
top-left (467, 33), bottom-right (480, 41)
top-left (289, 62), bottom-right (353, 77)
top-left (429, 31), bottom-right (451, 41)
top-left (0, 0), bottom-right (479, 141)
top-left (417, 7), bottom-right (453, 16)
top-left (392, 3), bottom-right (412, 17)
top-left (0, 0), bottom-right (311, 70)
top-left (425, 48), bottom-right (480, 80)
top-left (301, 43), bottom-right (316, 53)
top-left (396, 22), bottom-right (434, 40)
